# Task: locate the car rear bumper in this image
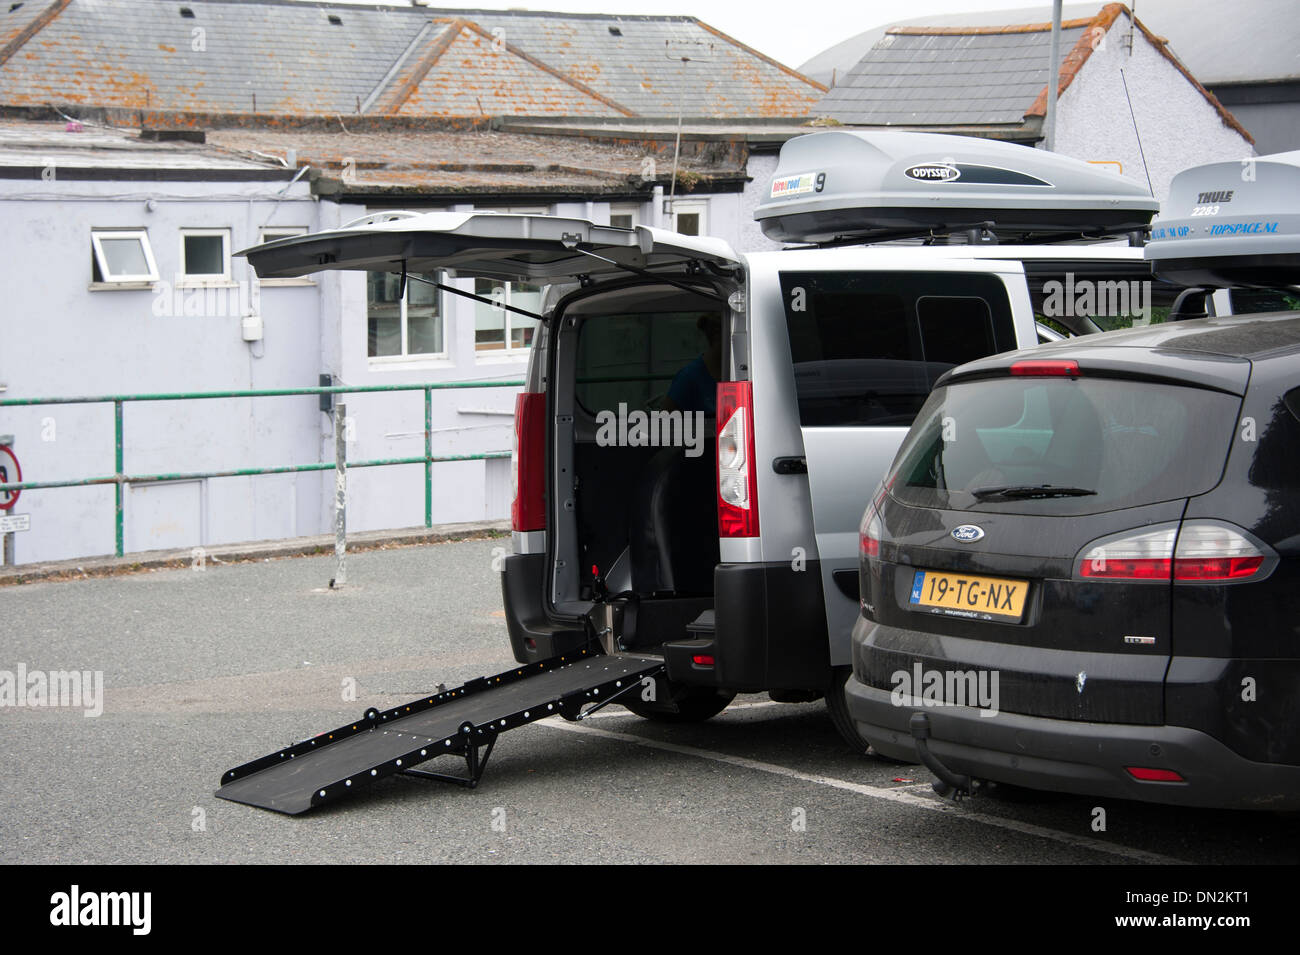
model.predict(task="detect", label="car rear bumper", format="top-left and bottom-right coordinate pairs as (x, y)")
top-left (845, 674), bottom-right (1300, 810)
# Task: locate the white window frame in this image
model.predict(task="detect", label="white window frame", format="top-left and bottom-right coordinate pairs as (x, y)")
top-left (367, 270), bottom-right (448, 365)
top-left (670, 199), bottom-right (708, 237)
top-left (178, 228), bottom-right (233, 286)
top-left (256, 226), bottom-right (314, 287)
top-left (473, 205), bottom-right (547, 361)
top-left (473, 278), bottom-right (542, 359)
top-left (90, 229), bottom-right (159, 287)
top-left (609, 202), bottom-right (640, 230)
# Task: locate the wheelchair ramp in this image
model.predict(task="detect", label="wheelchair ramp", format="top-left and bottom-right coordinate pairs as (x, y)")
top-left (216, 649), bottom-right (663, 815)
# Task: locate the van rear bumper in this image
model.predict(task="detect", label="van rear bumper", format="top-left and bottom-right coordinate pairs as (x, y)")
top-left (502, 553), bottom-right (588, 664)
top-left (844, 675), bottom-right (1300, 810)
top-left (502, 554), bottom-right (833, 691)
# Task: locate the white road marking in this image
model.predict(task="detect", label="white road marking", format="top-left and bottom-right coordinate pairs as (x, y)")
top-left (540, 719), bottom-right (1185, 865)
top-left (578, 699), bottom-right (785, 720)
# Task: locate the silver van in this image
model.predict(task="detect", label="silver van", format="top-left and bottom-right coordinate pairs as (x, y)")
top-left (244, 130), bottom-right (1161, 751)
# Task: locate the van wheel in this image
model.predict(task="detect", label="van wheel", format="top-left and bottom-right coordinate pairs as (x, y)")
top-left (826, 666), bottom-right (910, 762)
top-left (623, 685), bottom-right (736, 723)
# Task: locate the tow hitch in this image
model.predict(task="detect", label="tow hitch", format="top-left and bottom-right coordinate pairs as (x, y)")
top-left (909, 712), bottom-right (981, 801)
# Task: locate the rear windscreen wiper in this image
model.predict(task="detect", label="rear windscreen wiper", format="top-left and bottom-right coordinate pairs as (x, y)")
top-left (969, 484), bottom-right (1097, 500)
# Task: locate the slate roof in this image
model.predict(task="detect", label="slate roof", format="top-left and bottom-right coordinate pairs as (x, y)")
top-left (819, 24), bottom-right (1090, 126)
top-left (0, 0), bottom-right (825, 119)
top-left (798, 0), bottom-right (1299, 90)
top-left (815, 3), bottom-right (1251, 143)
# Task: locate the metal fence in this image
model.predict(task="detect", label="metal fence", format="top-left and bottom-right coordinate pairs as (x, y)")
top-left (0, 381), bottom-right (523, 558)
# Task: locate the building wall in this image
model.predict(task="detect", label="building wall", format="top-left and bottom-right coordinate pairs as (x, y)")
top-left (0, 176), bottom-right (326, 563)
top-left (1053, 12), bottom-right (1255, 201)
top-left (737, 152), bottom-right (785, 253)
top-left (1, 181), bottom-right (747, 563)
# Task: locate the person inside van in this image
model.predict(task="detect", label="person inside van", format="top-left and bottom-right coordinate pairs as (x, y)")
top-left (663, 313), bottom-right (722, 415)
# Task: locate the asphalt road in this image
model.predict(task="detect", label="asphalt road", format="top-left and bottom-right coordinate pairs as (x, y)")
top-left (1, 537), bottom-right (1296, 865)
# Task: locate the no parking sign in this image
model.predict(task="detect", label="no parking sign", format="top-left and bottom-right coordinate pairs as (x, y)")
top-left (0, 444), bottom-right (21, 510)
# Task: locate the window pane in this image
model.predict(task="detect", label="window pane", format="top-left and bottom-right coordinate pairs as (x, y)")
top-left (183, 234), bottom-right (225, 276)
top-left (100, 237), bottom-right (149, 277)
top-left (575, 311), bottom-right (719, 414)
top-left (610, 214), bottom-right (633, 229)
top-left (367, 272), bottom-right (401, 357)
top-left (475, 278), bottom-right (506, 350)
top-left (676, 212), bottom-right (700, 236)
top-left (509, 281), bottom-right (542, 350)
top-left (780, 271), bottom-right (1017, 428)
top-left (891, 379), bottom-right (1239, 514)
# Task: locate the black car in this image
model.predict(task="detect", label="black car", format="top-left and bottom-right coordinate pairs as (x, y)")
top-left (845, 313), bottom-right (1300, 810)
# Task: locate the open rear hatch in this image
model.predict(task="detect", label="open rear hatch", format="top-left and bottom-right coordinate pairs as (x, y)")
top-left (242, 210), bottom-right (742, 283)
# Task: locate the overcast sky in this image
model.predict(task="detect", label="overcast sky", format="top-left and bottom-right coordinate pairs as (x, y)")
top-left (318, 0), bottom-right (1052, 71)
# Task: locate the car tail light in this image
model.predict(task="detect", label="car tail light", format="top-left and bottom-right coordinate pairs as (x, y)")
top-left (1171, 523), bottom-right (1266, 580)
top-left (717, 381), bottom-right (759, 538)
top-left (1126, 767), bottom-right (1185, 782)
top-left (1010, 359), bottom-right (1080, 377)
top-left (1078, 526), bottom-right (1177, 580)
top-left (1077, 521), bottom-right (1270, 582)
top-left (511, 392), bottom-right (546, 532)
top-left (692, 655), bottom-right (715, 667)
top-left (859, 497), bottom-right (884, 560)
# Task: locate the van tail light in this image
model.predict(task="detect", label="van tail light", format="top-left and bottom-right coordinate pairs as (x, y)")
top-left (1076, 521), bottom-right (1270, 582)
top-left (511, 392), bottom-right (546, 532)
top-left (717, 381), bottom-right (759, 538)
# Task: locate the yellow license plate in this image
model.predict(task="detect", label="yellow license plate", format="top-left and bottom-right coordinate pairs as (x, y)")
top-left (908, 569), bottom-right (1027, 621)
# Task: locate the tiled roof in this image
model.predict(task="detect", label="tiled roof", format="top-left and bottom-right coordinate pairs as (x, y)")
top-left (815, 2), bottom-right (1252, 143)
top-left (0, 0), bottom-right (824, 118)
top-left (817, 17), bottom-right (1091, 126)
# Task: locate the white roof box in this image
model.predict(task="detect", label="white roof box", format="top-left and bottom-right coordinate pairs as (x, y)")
top-left (1145, 150), bottom-right (1300, 288)
top-left (754, 130), bottom-right (1159, 244)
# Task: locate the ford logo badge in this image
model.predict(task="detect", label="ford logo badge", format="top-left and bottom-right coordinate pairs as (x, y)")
top-left (951, 524), bottom-right (985, 542)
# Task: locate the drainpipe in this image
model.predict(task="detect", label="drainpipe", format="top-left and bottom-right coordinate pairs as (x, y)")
top-left (1044, 0), bottom-right (1063, 151)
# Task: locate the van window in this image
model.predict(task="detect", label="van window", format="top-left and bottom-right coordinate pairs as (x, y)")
top-left (575, 312), bottom-right (719, 416)
top-left (780, 272), bottom-right (1017, 427)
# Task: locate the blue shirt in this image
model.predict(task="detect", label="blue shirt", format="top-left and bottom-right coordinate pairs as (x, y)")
top-left (667, 356), bottom-right (716, 415)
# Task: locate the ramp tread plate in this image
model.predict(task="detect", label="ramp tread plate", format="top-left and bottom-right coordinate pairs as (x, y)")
top-left (215, 653), bottom-right (662, 814)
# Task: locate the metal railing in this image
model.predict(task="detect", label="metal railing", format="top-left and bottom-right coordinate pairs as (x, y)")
top-left (0, 381), bottom-right (523, 558)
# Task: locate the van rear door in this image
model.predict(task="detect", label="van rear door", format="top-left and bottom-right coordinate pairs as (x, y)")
top-left (243, 211), bottom-right (742, 282)
top-left (773, 262), bottom-right (1033, 664)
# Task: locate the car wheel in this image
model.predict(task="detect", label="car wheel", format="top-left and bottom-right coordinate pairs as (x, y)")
top-left (826, 666), bottom-right (914, 762)
top-left (623, 682), bottom-right (736, 723)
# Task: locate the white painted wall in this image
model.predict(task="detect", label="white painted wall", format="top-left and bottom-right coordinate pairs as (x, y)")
top-left (1053, 11), bottom-right (1255, 201)
top-left (1, 182), bottom-right (748, 563)
top-left (0, 176), bottom-right (326, 563)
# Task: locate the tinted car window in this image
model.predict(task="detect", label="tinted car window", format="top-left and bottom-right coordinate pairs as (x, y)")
top-left (575, 312), bottom-right (717, 415)
top-left (890, 377), bottom-right (1240, 514)
top-left (781, 272), bottom-right (1017, 427)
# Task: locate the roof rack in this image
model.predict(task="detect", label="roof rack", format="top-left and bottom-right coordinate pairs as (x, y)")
top-left (753, 130), bottom-right (1159, 245)
top-left (1145, 150), bottom-right (1300, 288)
